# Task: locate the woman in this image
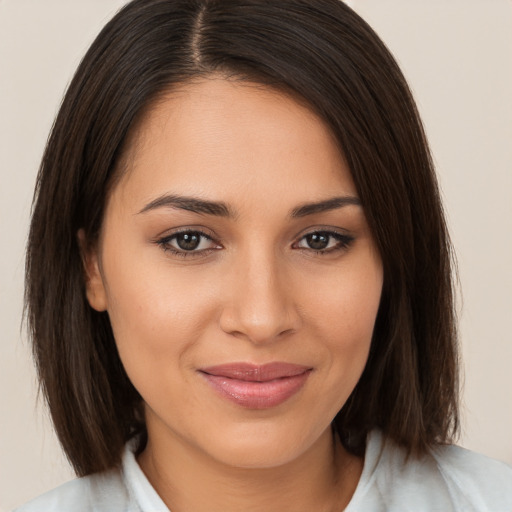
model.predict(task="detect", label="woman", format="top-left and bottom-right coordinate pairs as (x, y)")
top-left (17, 0), bottom-right (512, 510)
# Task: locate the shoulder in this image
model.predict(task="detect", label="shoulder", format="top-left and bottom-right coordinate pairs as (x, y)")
top-left (12, 440), bottom-right (167, 512)
top-left (11, 467), bottom-right (135, 512)
top-left (430, 442), bottom-right (512, 508)
top-left (347, 430), bottom-right (512, 512)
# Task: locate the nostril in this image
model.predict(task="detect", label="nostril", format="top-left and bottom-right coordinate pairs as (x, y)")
top-left (219, 307), bottom-right (300, 345)
top-left (218, 260), bottom-right (302, 343)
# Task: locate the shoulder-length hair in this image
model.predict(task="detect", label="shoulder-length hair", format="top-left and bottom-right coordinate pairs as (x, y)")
top-left (26, 0), bottom-right (458, 476)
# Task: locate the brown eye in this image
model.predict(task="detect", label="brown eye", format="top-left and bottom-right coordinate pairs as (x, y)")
top-left (175, 232), bottom-right (202, 251)
top-left (157, 230), bottom-right (220, 256)
top-left (296, 230), bottom-right (354, 254)
top-left (305, 233), bottom-right (330, 250)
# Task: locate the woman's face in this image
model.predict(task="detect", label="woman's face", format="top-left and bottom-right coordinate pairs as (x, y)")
top-left (85, 78), bottom-right (383, 468)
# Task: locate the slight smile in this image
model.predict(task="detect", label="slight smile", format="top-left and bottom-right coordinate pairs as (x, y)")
top-left (199, 362), bottom-right (313, 409)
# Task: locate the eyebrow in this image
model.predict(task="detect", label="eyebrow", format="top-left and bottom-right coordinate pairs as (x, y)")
top-left (137, 193), bottom-right (361, 218)
top-left (138, 194), bottom-right (234, 217)
top-left (290, 196), bottom-right (361, 217)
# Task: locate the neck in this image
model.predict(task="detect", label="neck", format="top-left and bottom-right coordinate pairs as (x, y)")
top-left (138, 426), bottom-right (363, 512)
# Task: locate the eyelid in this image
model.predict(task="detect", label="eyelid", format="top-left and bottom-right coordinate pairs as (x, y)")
top-left (292, 225), bottom-right (353, 241)
top-left (154, 227), bottom-right (222, 257)
top-left (292, 227), bottom-right (355, 254)
top-left (154, 225), bottom-right (217, 240)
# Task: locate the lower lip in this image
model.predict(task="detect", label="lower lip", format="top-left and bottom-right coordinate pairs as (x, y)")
top-left (200, 371), bottom-right (311, 409)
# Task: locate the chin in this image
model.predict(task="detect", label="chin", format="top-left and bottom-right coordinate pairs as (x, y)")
top-left (198, 420), bottom-right (328, 470)
top-left (210, 443), bottom-right (304, 470)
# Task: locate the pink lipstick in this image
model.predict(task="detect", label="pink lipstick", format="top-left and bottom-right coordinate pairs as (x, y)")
top-left (199, 362), bottom-right (311, 409)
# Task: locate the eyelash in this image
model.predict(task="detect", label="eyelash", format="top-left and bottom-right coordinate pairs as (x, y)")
top-left (155, 229), bottom-right (355, 258)
top-left (156, 229), bottom-right (219, 258)
top-left (293, 231), bottom-right (355, 255)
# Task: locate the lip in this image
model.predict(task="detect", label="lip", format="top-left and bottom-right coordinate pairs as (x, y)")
top-left (199, 362), bottom-right (312, 409)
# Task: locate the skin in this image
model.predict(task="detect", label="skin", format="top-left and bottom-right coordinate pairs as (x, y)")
top-left (83, 77), bottom-right (383, 512)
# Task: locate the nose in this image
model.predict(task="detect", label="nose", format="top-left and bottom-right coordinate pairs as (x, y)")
top-left (219, 248), bottom-right (301, 345)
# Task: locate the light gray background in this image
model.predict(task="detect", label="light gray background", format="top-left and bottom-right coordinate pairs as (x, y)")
top-left (1, 1), bottom-right (511, 510)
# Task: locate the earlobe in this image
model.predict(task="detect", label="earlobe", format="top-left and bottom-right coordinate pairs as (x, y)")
top-left (77, 229), bottom-right (108, 312)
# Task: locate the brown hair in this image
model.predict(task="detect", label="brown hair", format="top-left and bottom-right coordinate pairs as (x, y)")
top-left (26, 0), bottom-right (459, 476)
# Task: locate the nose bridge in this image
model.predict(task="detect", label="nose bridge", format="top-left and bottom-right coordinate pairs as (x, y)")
top-left (219, 243), bottom-right (299, 344)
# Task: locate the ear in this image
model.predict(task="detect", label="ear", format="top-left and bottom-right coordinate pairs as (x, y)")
top-left (77, 229), bottom-right (108, 312)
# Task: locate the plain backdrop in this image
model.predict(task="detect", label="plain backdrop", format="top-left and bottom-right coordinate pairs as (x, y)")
top-left (1, 1), bottom-right (511, 510)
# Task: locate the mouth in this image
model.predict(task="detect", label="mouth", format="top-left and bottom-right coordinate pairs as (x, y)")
top-left (198, 362), bottom-right (312, 409)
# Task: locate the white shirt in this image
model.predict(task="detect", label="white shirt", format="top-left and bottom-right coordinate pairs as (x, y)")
top-left (13, 430), bottom-right (512, 511)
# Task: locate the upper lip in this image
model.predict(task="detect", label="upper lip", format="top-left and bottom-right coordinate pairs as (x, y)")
top-left (199, 362), bottom-right (311, 382)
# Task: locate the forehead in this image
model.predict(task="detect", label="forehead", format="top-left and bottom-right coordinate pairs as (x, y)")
top-left (112, 77), bottom-right (357, 212)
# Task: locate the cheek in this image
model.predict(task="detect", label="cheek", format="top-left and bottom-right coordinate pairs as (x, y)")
top-left (310, 253), bottom-right (383, 342)
top-left (100, 248), bottom-right (220, 383)
top-left (306, 252), bottom-right (383, 390)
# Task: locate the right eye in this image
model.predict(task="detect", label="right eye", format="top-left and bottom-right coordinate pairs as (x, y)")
top-left (156, 230), bottom-right (221, 257)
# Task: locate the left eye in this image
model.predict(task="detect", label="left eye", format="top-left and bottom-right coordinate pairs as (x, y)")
top-left (158, 231), bottom-right (217, 253)
top-left (296, 231), bottom-right (353, 252)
